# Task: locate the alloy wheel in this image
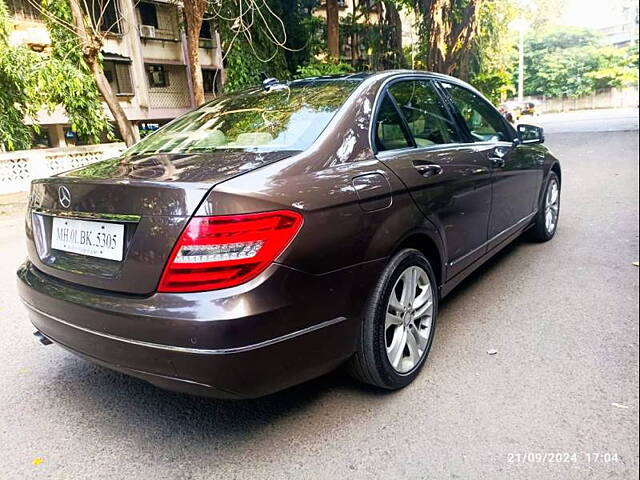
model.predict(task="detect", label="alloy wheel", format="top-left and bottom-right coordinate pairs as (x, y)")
top-left (385, 266), bottom-right (434, 374)
top-left (545, 178), bottom-right (560, 234)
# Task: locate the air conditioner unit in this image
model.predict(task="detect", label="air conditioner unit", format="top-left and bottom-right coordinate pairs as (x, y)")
top-left (140, 25), bottom-right (156, 38)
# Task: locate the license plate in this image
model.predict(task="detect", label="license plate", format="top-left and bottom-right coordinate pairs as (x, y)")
top-left (51, 217), bottom-right (124, 261)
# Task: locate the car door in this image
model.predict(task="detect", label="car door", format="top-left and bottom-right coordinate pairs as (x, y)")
top-left (374, 78), bottom-right (494, 278)
top-left (438, 82), bottom-right (544, 247)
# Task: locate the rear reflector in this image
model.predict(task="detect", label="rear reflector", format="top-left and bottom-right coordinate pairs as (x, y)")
top-left (158, 210), bottom-right (303, 292)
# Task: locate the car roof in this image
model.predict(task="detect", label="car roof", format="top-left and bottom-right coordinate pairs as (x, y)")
top-left (289, 70), bottom-right (465, 85)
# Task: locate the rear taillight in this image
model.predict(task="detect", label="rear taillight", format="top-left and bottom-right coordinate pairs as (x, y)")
top-left (158, 210), bottom-right (303, 292)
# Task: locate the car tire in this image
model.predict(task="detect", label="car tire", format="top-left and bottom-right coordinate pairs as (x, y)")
top-left (348, 248), bottom-right (438, 390)
top-left (528, 171), bottom-right (561, 242)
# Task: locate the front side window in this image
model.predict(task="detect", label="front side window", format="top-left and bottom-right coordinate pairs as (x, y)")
top-left (388, 80), bottom-right (461, 147)
top-left (125, 80), bottom-right (360, 155)
top-left (374, 93), bottom-right (412, 152)
top-left (441, 83), bottom-right (512, 142)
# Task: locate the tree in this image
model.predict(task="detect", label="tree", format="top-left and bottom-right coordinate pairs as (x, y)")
top-left (522, 28), bottom-right (639, 97)
top-left (340, 0), bottom-right (407, 70)
top-left (519, 0), bottom-right (568, 32)
top-left (326, 0), bottom-right (340, 59)
top-left (1, 0), bottom-right (110, 150)
top-left (40, 0), bottom-right (112, 143)
top-left (415, 0), bottom-right (482, 76)
top-left (66, 0), bottom-right (137, 146)
top-left (295, 59), bottom-right (354, 77)
top-left (468, 0), bottom-right (516, 101)
top-left (28, 0), bottom-right (138, 146)
top-left (212, 0), bottom-right (292, 91)
top-left (183, 0), bottom-right (207, 106)
top-left (382, 1), bottom-right (404, 66)
top-left (0, 0), bottom-right (39, 150)
top-left (280, 0), bottom-right (320, 74)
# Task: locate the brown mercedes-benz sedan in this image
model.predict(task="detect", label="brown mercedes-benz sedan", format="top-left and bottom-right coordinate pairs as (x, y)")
top-left (17, 71), bottom-right (561, 399)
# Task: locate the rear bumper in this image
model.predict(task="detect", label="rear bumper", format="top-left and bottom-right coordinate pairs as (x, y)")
top-left (17, 260), bottom-right (384, 398)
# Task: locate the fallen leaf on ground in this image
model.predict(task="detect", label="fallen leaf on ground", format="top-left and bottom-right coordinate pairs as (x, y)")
top-left (32, 458), bottom-right (43, 466)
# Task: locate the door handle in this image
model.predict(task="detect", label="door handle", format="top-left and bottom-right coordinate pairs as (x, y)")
top-left (412, 162), bottom-right (443, 177)
top-left (488, 146), bottom-right (509, 168)
top-left (489, 156), bottom-right (505, 167)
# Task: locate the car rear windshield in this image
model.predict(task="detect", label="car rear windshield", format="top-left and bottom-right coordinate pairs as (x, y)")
top-left (124, 80), bottom-right (361, 156)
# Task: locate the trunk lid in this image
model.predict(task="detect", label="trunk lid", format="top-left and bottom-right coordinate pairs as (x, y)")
top-left (26, 151), bottom-right (294, 294)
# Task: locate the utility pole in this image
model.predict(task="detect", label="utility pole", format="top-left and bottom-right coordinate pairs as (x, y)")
top-left (518, 27), bottom-right (525, 103)
top-left (510, 18), bottom-right (529, 103)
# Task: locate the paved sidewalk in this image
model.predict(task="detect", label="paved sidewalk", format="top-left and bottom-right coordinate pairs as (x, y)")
top-left (0, 192), bottom-right (27, 217)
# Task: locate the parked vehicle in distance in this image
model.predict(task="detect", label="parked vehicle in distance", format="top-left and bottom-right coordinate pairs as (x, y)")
top-left (498, 104), bottom-right (515, 124)
top-left (17, 71), bottom-right (561, 399)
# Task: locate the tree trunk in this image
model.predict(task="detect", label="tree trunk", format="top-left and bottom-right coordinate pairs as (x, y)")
top-left (350, 1), bottom-right (357, 67)
top-left (87, 58), bottom-right (138, 147)
top-left (383, 0), bottom-right (405, 68)
top-left (68, 0), bottom-right (137, 146)
top-left (419, 0), bottom-right (480, 76)
top-left (326, 0), bottom-right (340, 60)
top-left (183, 0), bottom-right (207, 107)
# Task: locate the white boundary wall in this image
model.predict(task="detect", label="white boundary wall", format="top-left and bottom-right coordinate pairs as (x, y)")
top-left (513, 86), bottom-right (639, 113)
top-left (0, 143), bottom-right (126, 195)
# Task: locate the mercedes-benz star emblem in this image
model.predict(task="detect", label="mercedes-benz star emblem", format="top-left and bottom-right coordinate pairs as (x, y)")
top-left (58, 186), bottom-right (71, 208)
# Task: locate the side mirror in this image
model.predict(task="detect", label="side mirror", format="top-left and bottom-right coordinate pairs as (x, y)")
top-left (517, 124), bottom-right (545, 144)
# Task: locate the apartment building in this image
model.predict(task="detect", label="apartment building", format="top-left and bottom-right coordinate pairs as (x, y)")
top-left (6, 0), bottom-right (224, 148)
top-left (598, 22), bottom-right (638, 48)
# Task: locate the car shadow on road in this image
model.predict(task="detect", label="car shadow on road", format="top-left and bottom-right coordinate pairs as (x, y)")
top-left (46, 349), bottom-right (389, 446)
top-left (438, 237), bottom-right (525, 309)
top-left (43, 236), bottom-right (530, 447)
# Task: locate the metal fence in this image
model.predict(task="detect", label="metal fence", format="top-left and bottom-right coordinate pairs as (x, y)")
top-left (0, 143), bottom-right (126, 195)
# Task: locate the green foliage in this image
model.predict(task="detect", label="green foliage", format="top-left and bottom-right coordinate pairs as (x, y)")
top-left (337, 1), bottom-right (407, 71)
top-left (299, 14), bottom-right (326, 58)
top-left (70, 157), bottom-right (122, 178)
top-left (0, 0), bottom-right (41, 150)
top-left (523, 28), bottom-right (639, 97)
top-left (41, 0), bottom-right (110, 143)
top-left (339, 18), bottom-right (384, 69)
top-left (217, 0), bottom-right (296, 92)
top-left (519, 0), bottom-right (568, 32)
top-left (584, 46), bottom-right (639, 90)
top-left (526, 27), bottom-right (599, 53)
top-left (0, 0), bottom-right (109, 151)
top-left (280, 0), bottom-right (323, 74)
top-left (472, 71), bottom-right (514, 103)
top-left (469, 0), bottom-right (517, 102)
top-left (295, 59), bottom-right (355, 78)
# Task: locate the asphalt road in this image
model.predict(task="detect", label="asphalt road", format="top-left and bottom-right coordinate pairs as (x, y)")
top-left (533, 107), bottom-right (639, 133)
top-left (0, 108), bottom-right (638, 479)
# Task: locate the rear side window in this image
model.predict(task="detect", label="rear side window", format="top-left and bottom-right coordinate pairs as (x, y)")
top-left (440, 82), bottom-right (512, 142)
top-left (374, 93), bottom-right (412, 152)
top-left (388, 80), bottom-right (461, 147)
